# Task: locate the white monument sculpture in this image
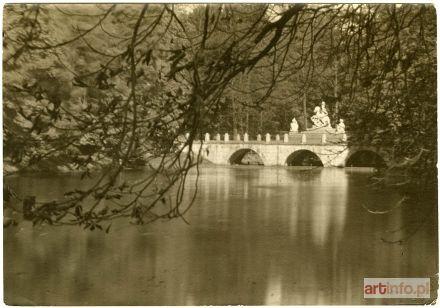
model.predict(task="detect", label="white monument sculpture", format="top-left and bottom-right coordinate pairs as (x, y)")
top-left (320, 101), bottom-right (331, 127)
top-left (336, 119), bottom-right (345, 133)
top-left (290, 118), bottom-right (299, 133)
top-left (311, 106), bottom-right (322, 128)
top-left (311, 101), bottom-right (332, 129)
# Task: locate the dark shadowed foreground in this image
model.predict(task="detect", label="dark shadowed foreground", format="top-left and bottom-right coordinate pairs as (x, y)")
top-left (4, 166), bottom-right (437, 305)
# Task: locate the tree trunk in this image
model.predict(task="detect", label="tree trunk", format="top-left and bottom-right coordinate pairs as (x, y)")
top-left (303, 93), bottom-right (307, 131)
top-left (334, 56), bottom-right (339, 122)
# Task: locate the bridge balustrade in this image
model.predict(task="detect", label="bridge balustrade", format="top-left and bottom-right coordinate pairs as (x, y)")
top-left (195, 132), bottom-right (348, 145)
top-left (265, 133), bottom-right (271, 143)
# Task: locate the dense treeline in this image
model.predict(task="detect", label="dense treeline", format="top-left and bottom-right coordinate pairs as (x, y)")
top-left (3, 4), bottom-right (436, 229)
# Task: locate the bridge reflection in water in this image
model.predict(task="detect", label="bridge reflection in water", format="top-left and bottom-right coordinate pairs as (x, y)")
top-left (4, 167), bottom-right (437, 305)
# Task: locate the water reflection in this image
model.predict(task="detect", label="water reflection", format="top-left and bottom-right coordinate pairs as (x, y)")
top-left (4, 167), bottom-right (437, 305)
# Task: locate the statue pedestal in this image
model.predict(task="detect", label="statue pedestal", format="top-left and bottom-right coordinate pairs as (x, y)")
top-left (305, 126), bottom-right (336, 134)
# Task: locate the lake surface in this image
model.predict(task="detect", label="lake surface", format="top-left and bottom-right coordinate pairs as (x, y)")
top-left (4, 166), bottom-right (438, 305)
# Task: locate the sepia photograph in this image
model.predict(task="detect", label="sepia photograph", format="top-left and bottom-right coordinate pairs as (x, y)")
top-left (3, 2), bottom-right (438, 305)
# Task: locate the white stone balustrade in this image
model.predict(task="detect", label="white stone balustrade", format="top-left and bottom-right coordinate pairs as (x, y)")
top-left (266, 133), bottom-right (271, 143)
top-left (197, 132), bottom-right (349, 144)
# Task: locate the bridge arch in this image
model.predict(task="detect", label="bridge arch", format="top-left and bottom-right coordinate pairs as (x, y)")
top-left (345, 150), bottom-right (386, 167)
top-left (285, 150), bottom-right (324, 167)
top-left (229, 148), bottom-right (264, 165)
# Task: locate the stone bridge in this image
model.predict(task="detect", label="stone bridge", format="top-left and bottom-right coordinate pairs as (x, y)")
top-left (190, 132), bottom-right (389, 167)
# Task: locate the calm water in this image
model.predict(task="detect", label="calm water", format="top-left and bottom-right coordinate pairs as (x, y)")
top-left (4, 166), bottom-right (438, 305)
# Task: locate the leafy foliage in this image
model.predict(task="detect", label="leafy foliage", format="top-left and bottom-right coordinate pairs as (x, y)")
top-left (3, 4), bottom-right (436, 229)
